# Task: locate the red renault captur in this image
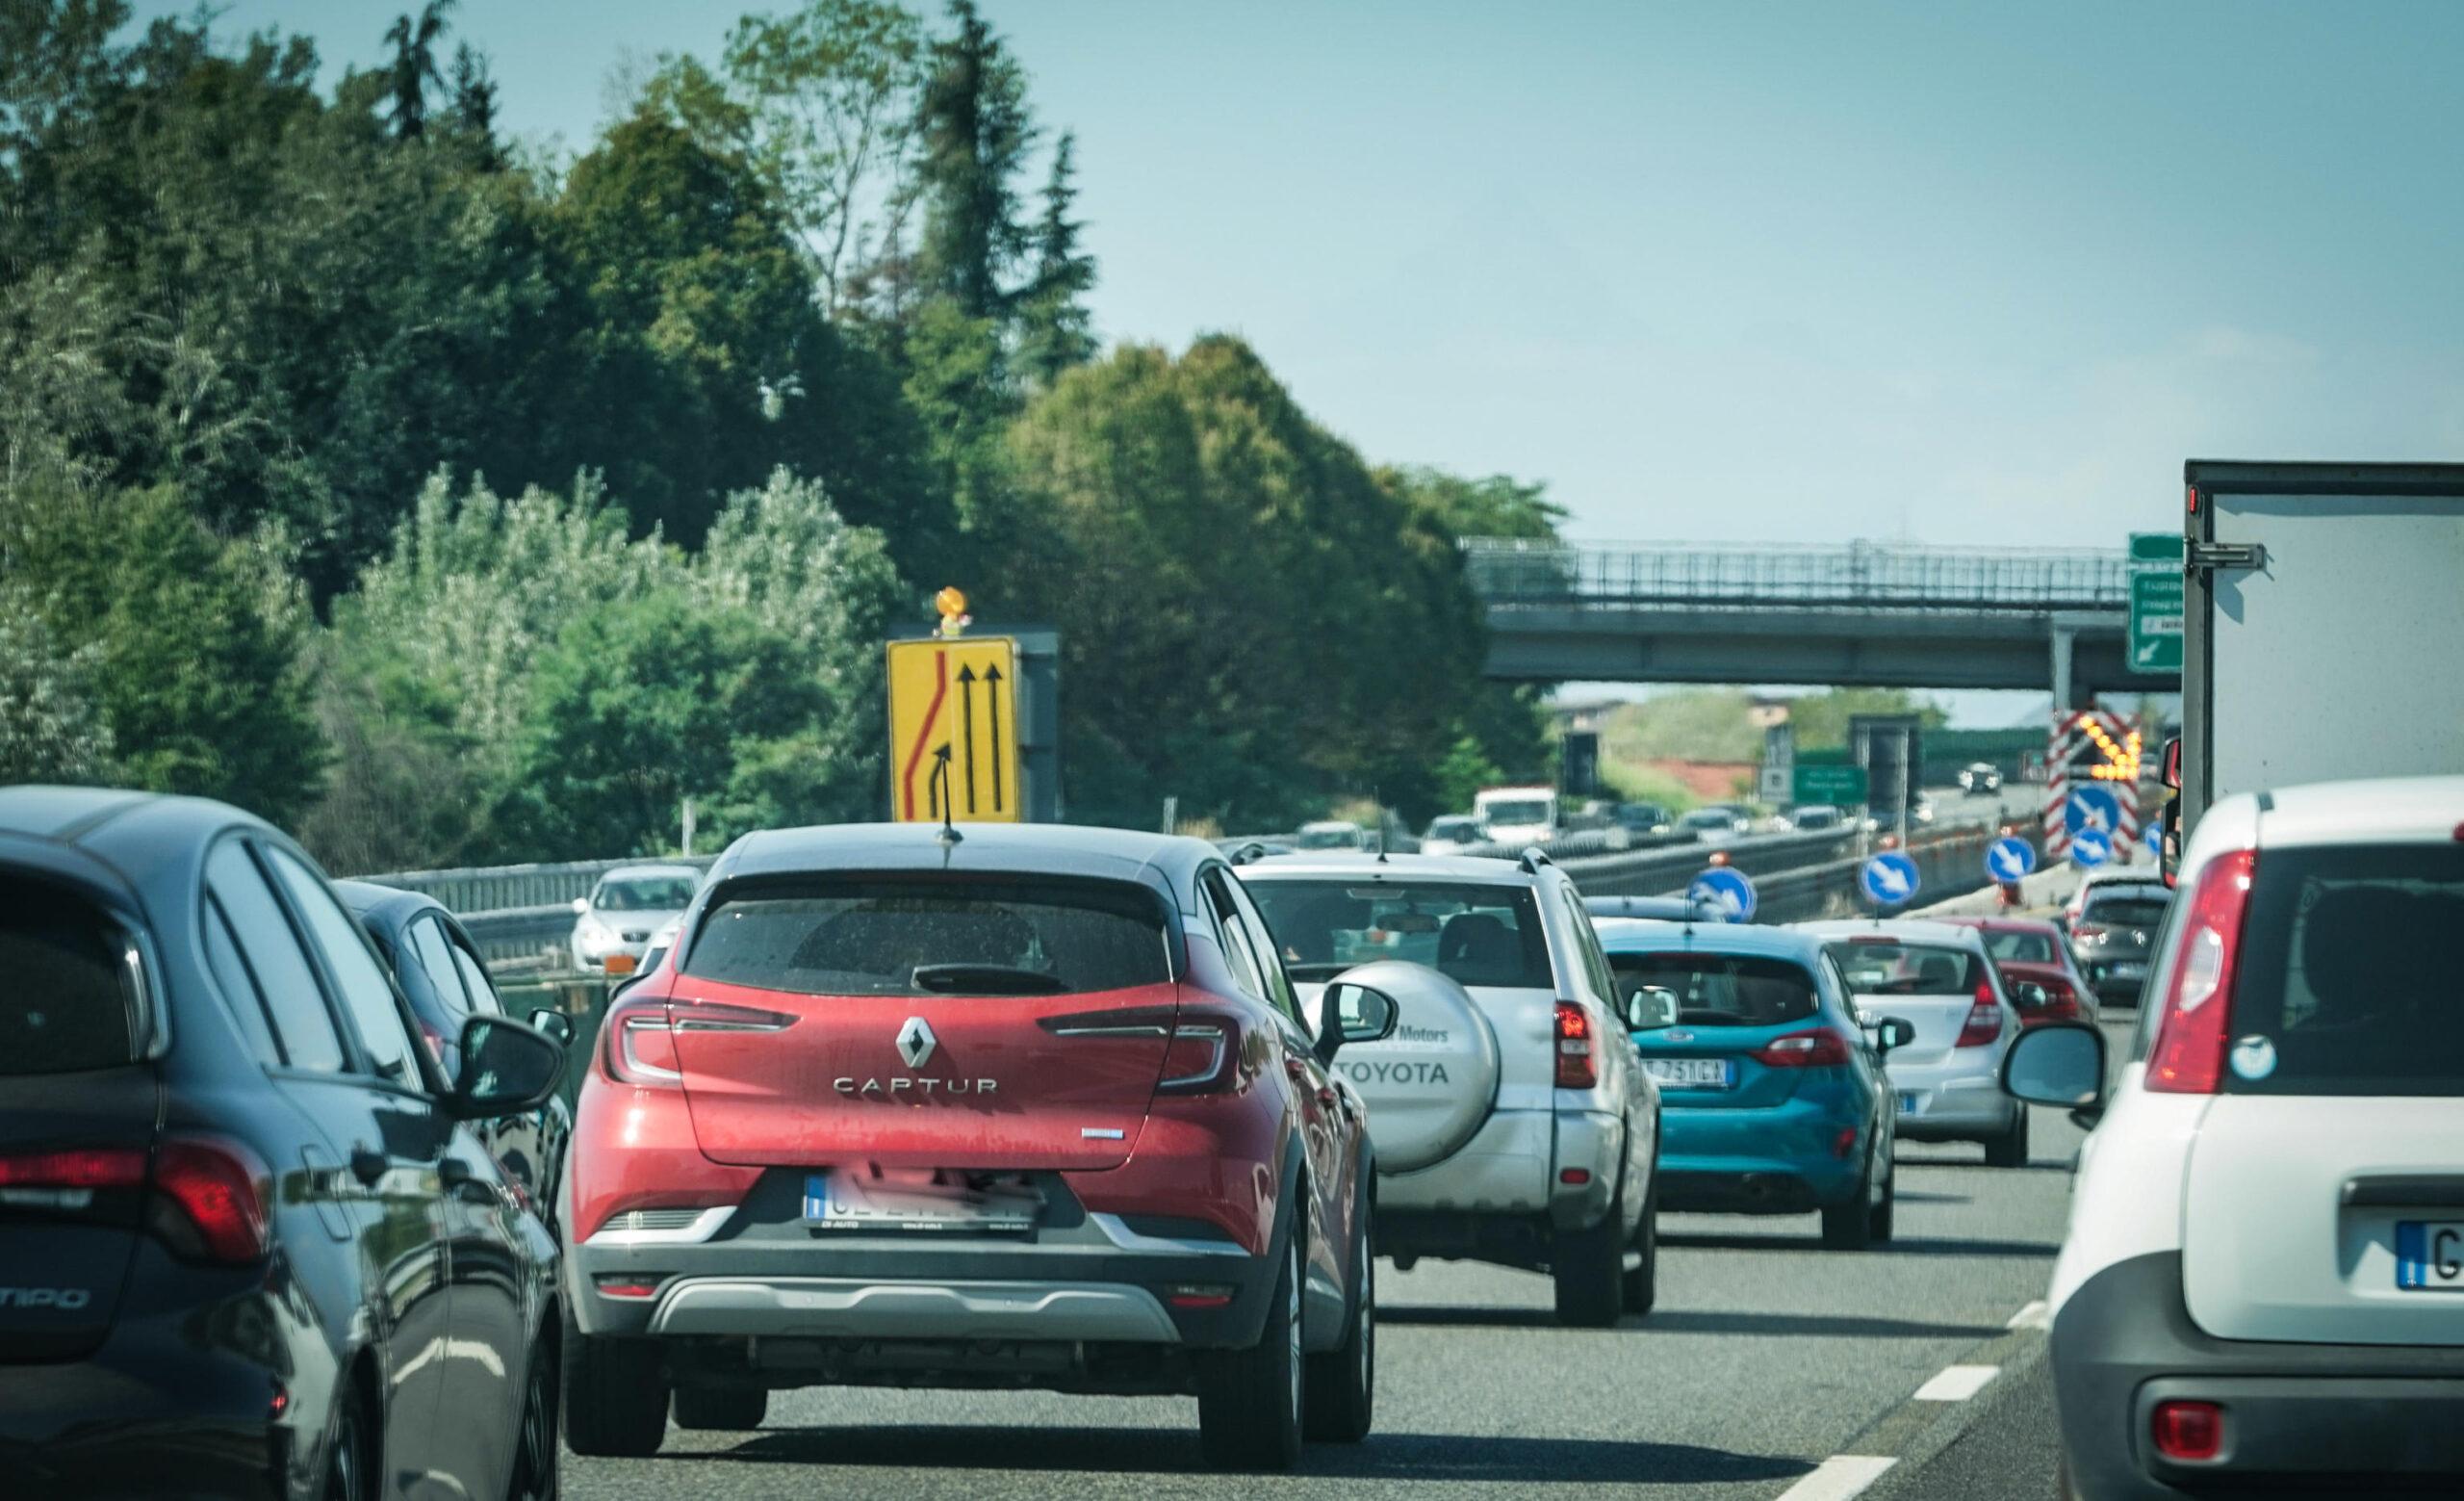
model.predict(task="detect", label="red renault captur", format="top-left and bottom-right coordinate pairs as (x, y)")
top-left (560, 823), bottom-right (1396, 1470)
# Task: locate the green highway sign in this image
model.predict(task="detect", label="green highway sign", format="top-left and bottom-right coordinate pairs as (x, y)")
top-left (2130, 531), bottom-right (2184, 565)
top-left (2130, 570), bottom-right (2185, 673)
top-left (1792, 763), bottom-right (1870, 807)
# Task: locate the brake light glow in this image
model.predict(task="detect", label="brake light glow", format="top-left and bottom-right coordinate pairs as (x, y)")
top-left (2151, 1399), bottom-right (2224, 1462)
top-left (593, 1277), bottom-right (663, 1300)
top-left (1554, 1000), bottom-right (1597, 1089)
top-left (151, 1138), bottom-right (273, 1264)
top-left (1167, 1283), bottom-right (1236, 1308)
top-left (1752, 1028), bottom-right (1851, 1068)
top-left (2146, 849), bottom-right (2257, 1094)
top-left (1558, 1167), bottom-right (1591, 1185)
top-left (1956, 984), bottom-right (2003, 1048)
top-left (0, 1147), bottom-right (146, 1199)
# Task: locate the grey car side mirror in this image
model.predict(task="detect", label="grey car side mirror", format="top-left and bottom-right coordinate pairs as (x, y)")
top-left (1866, 1016), bottom-right (1916, 1053)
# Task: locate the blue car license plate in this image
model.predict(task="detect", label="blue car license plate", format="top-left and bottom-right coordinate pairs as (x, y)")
top-left (1641, 1057), bottom-right (1733, 1089)
top-left (2396, 1222), bottom-right (2464, 1290)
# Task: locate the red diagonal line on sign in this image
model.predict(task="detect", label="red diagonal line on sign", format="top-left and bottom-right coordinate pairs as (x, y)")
top-left (900, 649), bottom-right (950, 820)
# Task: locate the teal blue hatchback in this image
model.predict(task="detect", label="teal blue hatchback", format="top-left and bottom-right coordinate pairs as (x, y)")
top-left (1596, 919), bottom-right (1903, 1249)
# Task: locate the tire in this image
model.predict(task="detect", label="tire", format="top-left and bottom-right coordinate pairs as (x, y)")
top-left (325, 1387), bottom-right (367, 1501)
top-left (1984, 1104), bottom-right (2031, 1168)
top-left (560, 1305), bottom-right (668, 1460)
top-left (1198, 1231), bottom-right (1304, 1471)
top-left (510, 1325), bottom-right (560, 1500)
top-left (1553, 1190), bottom-right (1626, 1328)
top-left (1621, 1163), bottom-right (1658, 1315)
top-left (1302, 1178), bottom-right (1374, 1443)
top-left (673, 1384), bottom-right (767, 1432)
top-left (1820, 1150), bottom-right (1878, 1250)
top-left (1868, 1148), bottom-right (1896, 1245)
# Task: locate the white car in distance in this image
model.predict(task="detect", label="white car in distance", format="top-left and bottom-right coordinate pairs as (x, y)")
top-left (569, 862), bottom-right (700, 974)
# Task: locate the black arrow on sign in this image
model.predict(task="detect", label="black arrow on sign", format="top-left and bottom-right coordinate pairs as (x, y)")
top-left (930, 743), bottom-right (951, 821)
top-left (985, 664), bottom-right (1006, 813)
top-left (956, 664), bottom-right (980, 815)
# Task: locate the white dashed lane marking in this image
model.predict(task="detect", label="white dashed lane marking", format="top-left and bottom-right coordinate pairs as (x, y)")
top-left (2006, 1299), bottom-right (2049, 1330)
top-left (1772, 1455), bottom-right (1898, 1501)
top-left (1911, 1363), bottom-right (2000, 1402)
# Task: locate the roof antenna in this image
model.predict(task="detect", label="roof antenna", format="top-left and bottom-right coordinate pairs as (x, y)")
top-left (1374, 787), bottom-right (1389, 864)
top-left (933, 745), bottom-right (962, 847)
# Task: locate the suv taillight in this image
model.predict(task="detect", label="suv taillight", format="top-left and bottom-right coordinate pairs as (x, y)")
top-left (603, 996), bottom-right (795, 1086)
top-left (1753, 1028), bottom-right (1850, 1068)
top-left (1555, 1000), bottom-right (1598, 1089)
top-left (1158, 1016), bottom-right (1242, 1094)
top-left (1955, 982), bottom-right (2003, 1048)
top-left (2146, 849), bottom-right (2257, 1094)
top-left (0, 1138), bottom-right (271, 1264)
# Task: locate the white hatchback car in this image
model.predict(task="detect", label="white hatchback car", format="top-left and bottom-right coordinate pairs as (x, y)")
top-left (1800, 919), bottom-right (2028, 1166)
top-left (2007, 775), bottom-right (2464, 1497)
top-left (568, 863), bottom-right (700, 972)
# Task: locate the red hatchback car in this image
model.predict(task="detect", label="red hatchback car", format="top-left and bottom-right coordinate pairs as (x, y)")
top-left (1939, 916), bottom-right (2099, 1027)
top-left (561, 823), bottom-right (1396, 1470)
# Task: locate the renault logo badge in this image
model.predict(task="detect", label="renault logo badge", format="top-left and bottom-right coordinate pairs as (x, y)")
top-left (896, 1017), bottom-right (937, 1069)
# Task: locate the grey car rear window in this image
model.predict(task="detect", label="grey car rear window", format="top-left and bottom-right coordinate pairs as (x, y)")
top-left (1245, 879), bottom-right (1553, 989)
top-left (2083, 892), bottom-right (2170, 927)
top-left (1824, 938), bottom-right (1987, 996)
top-left (0, 877), bottom-right (136, 1074)
top-left (684, 877), bottom-right (1172, 997)
top-left (2224, 844), bottom-right (2464, 1097)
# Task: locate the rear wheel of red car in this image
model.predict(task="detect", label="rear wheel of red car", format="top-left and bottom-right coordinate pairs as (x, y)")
top-left (1621, 1161), bottom-right (1659, 1315)
top-left (1303, 1178), bottom-right (1374, 1442)
top-left (1553, 1187), bottom-right (1626, 1327)
top-left (673, 1384), bottom-right (767, 1432)
top-left (561, 1305), bottom-right (669, 1459)
top-left (1983, 1105), bottom-right (2031, 1168)
top-left (1198, 1231), bottom-right (1305, 1470)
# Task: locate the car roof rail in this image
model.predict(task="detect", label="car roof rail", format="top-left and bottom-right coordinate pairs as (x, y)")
top-left (1518, 847), bottom-right (1553, 874)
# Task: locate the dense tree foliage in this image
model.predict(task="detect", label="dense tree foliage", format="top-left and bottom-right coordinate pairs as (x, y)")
top-left (0, 0), bottom-right (1548, 865)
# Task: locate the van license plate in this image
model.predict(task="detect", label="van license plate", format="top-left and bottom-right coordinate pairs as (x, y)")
top-left (2396, 1222), bottom-right (2464, 1290)
top-left (803, 1173), bottom-right (1040, 1233)
top-left (1641, 1058), bottom-right (1733, 1089)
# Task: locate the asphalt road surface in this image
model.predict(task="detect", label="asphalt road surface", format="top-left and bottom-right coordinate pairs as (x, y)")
top-left (568, 1082), bottom-right (2109, 1500)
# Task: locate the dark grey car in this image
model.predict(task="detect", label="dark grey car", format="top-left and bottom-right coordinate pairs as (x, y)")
top-left (2068, 880), bottom-right (2172, 1004)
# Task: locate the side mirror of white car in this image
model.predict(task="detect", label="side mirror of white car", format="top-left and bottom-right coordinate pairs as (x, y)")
top-left (2001, 1022), bottom-right (2107, 1126)
top-left (571, 896), bottom-right (590, 916)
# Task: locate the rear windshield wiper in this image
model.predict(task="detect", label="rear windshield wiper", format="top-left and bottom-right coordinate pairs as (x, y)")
top-left (910, 964), bottom-right (1068, 996)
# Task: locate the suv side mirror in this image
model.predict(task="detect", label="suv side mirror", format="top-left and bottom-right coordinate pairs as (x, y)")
top-left (527, 1007), bottom-right (575, 1048)
top-left (2000, 1022), bottom-right (2106, 1122)
top-left (1619, 982), bottom-right (1680, 1031)
top-left (446, 1016), bottom-right (564, 1120)
top-left (1316, 981), bottom-right (1398, 1064)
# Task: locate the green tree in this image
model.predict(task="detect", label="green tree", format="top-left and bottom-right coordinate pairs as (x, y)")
top-left (1788, 687), bottom-right (1949, 752)
top-left (914, 0), bottom-right (1033, 322)
top-left (380, 1), bottom-right (455, 141)
top-left (1015, 130), bottom-right (1097, 387)
top-left (0, 587), bottom-right (114, 784)
top-left (1, 482), bottom-right (322, 820)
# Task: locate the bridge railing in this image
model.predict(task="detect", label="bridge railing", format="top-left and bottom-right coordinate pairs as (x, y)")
top-left (1462, 539), bottom-right (2133, 611)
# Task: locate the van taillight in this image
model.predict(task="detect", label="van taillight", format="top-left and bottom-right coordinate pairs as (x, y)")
top-left (2145, 849), bottom-right (2257, 1094)
top-left (1555, 1001), bottom-right (1597, 1089)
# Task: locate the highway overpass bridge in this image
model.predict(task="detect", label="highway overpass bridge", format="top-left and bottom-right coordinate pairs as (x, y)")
top-left (1464, 539), bottom-right (2176, 704)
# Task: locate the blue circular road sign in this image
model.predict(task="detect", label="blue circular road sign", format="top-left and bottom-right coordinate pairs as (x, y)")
top-left (2070, 828), bottom-right (2114, 868)
top-left (2064, 785), bottom-right (2124, 840)
top-left (1861, 850), bottom-right (1921, 907)
top-left (1986, 836), bottom-right (2038, 884)
top-left (1687, 866), bottom-right (1758, 922)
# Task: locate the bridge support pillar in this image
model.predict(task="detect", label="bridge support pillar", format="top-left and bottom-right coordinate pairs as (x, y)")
top-left (2048, 612), bottom-right (2101, 711)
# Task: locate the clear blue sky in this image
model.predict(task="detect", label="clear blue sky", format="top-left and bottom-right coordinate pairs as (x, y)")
top-left (132, 0), bottom-right (2464, 555)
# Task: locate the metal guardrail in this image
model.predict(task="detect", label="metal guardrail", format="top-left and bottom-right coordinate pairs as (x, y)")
top-left (351, 853), bottom-right (717, 915)
top-left (1555, 817), bottom-right (2035, 925)
top-left (1461, 538), bottom-right (2134, 612)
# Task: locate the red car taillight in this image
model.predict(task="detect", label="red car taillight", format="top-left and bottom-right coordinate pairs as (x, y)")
top-left (0, 1137), bottom-right (271, 1264)
top-left (1752, 1028), bottom-right (1851, 1068)
top-left (1955, 981), bottom-right (2004, 1048)
top-left (1555, 1000), bottom-right (1597, 1089)
top-left (1157, 1015), bottom-right (1242, 1094)
top-left (602, 996), bottom-right (796, 1087)
top-left (2071, 920), bottom-right (2106, 939)
top-left (2146, 849), bottom-right (2257, 1094)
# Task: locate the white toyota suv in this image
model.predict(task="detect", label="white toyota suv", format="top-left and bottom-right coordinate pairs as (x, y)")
top-left (2006, 775), bottom-right (2464, 1497)
top-left (1236, 849), bottom-right (1659, 1326)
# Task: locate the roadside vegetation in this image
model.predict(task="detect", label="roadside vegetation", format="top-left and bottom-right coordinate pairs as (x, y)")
top-left (0, 0), bottom-right (1553, 864)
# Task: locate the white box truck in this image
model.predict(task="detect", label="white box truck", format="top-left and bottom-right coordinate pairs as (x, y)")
top-left (2176, 460), bottom-right (2464, 841)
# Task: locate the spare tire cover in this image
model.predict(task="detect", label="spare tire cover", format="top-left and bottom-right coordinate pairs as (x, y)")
top-left (1308, 959), bottom-right (1500, 1174)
